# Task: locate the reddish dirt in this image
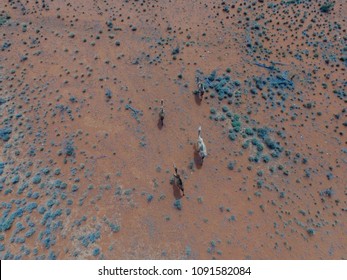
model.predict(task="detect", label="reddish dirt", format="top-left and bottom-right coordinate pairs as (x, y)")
top-left (0, 0), bottom-right (346, 259)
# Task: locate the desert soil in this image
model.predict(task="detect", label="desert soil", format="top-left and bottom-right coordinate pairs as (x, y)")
top-left (0, 0), bottom-right (346, 259)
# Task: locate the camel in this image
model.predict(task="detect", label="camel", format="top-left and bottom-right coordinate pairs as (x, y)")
top-left (159, 99), bottom-right (165, 124)
top-left (196, 77), bottom-right (206, 100)
top-left (173, 164), bottom-right (184, 196)
top-left (196, 126), bottom-right (207, 162)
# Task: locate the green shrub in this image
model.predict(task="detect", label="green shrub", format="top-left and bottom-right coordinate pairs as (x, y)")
top-left (320, 2), bottom-right (334, 13)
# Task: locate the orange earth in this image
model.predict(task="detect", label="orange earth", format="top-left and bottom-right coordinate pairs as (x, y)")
top-left (0, 0), bottom-right (346, 259)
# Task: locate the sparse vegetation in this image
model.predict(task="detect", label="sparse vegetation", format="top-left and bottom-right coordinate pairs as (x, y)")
top-left (0, 0), bottom-right (345, 261)
top-left (320, 2), bottom-right (334, 13)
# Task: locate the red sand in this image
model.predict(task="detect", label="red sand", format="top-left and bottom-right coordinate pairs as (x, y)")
top-left (0, 0), bottom-right (346, 259)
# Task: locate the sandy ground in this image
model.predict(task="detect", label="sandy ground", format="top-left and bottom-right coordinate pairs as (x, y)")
top-left (0, 0), bottom-right (346, 259)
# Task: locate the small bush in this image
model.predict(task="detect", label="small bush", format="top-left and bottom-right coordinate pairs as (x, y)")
top-left (110, 223), bottom-right (120, 233)
top-left (227, 162), bottom-right (235, 170)
top-left (71, 185), bottom-right (79, 192)
top-left (93, 248), bottom-right (100, 256)
top-left (26, 202), bottom-right (38, 213)
top-left (320, 2), bottom-right (334, 13)
top-left (228, 133), bottom-right (237, 141)
top-left (32, 175), bottom-right (41, 184)
top-left (173, 199), bottom-right (182, 210)
top-left (320, 188), bottom-right (333, 197)
top-left (105, 89), bottom-right (112, 99)
top-left (64, 141), bottom-right (75, 157)
top-left (147, 194), bottom-right (154, 202)
top-left (185, 246), bottom-right (191, 256)
top-left (11, 175), bottom-right (20, 184)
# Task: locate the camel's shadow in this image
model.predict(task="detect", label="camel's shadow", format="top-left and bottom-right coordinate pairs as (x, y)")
top-left (172, 183), bottom-right (183, 199)
top-left (157, 118), bottom-right (163, 130)
top-left (193, 147), bottom-right (203, 169)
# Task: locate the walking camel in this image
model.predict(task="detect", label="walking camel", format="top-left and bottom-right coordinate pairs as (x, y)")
top-left (196, 126), bottom-right (207, 163)
top-left (196, 77), bottom-right (206, 100)
top-left (173, 164), bottom-right (184, 196)
top-left (159, 99), bottom-right (165, 124)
